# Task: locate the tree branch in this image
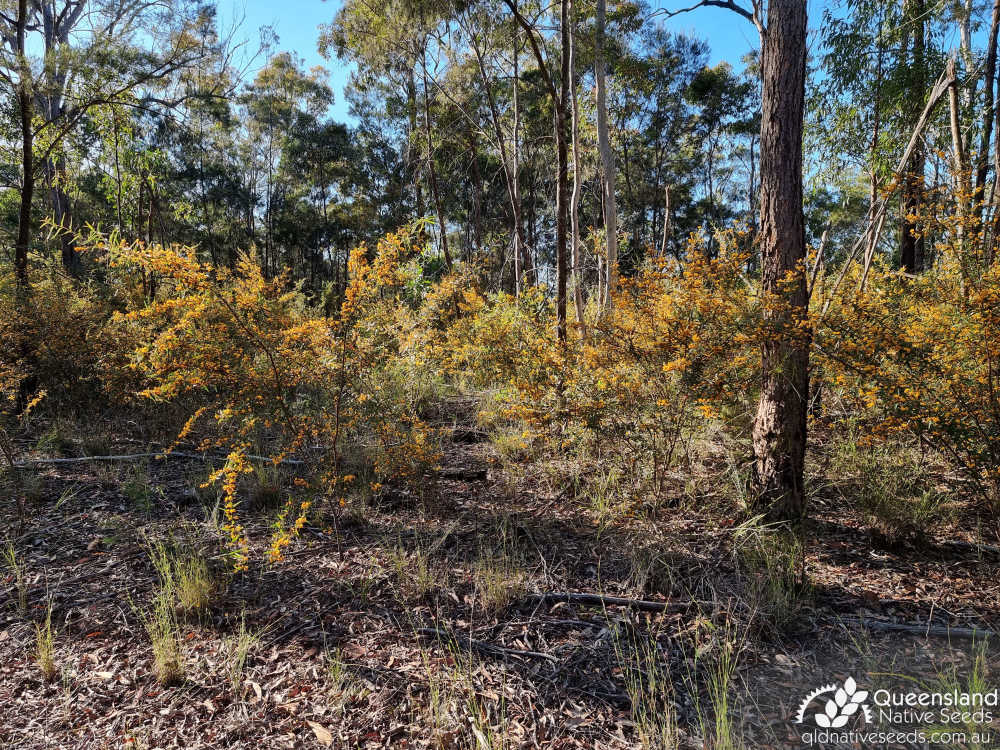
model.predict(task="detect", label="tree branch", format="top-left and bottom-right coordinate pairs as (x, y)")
top-left (663, 0), bottom-right (756, 29)
top-left (500, 0), bottom-right (558, 102)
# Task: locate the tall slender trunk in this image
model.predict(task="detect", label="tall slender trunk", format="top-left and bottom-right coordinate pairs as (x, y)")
top-left (13, 0), bottom-right (37, 413)
top-left (555, 0), bottom-right (570, 342)
top-left (752, 0), bottom-right (809, 521)
top-left (568, 0), bottom-right (586, 336)
top-left (421, 47), bottom-right (451, 269)
top-left (407, 68), bottom-right (425, 219)
top-left (660, 185), bottom-right (672, 257)
top-left (863, 6), bottom-right (886, 266)
top-left (513, 26), bottom-right (523, 294)
top-left (45, 158), bottom-right (77, 271)
top-left (467, 128), bottom-right (484, 259)
top-left (595, 0), bottom-right (618, 308)
top-left (992, 6), bottom-right (1000, 263)
top-left (264, 127), bottom-right (274, 276)
top-left (948, 58), bottom-right (972, 273)
top-left (15, 0), bottom-right (32, 294)
top-left (34, 0), bottom-right (84, 272)
top-left (469, 20), bottom-right (526, 291)
top-left (748, 134), bottom-right (757, 230)
top-left (957, 0), bottom-right (974, 101)
top-left (976, 0), bottom-right (1000, 220)
top-left (901, 0), bottom-right (925, 273)
top-left (500, 0), bottom-right (564, 308)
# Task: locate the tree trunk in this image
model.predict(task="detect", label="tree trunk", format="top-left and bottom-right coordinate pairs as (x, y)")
top-left (45, 158), bottom-right (77, 272)
top-left (555, 0), bottom-right (570, 342)
top-left (421, 47), bottom-right (451, 269)
top-left (468, 128), bottom-right (484, 259)
top-left (993, 12), bottom-right (1000, 264)
top-left (865, 7), bottom-right (885, 266)
top-left (408, 68), bottom-right (425, 219)
top-left (501, 0), bottom-right (562, 295)
top-left (513, 26), bottom-right (524, 294)
top-left (469, 18), bottom-right (527, 292)
top-left (14, 0), bottom-right (32, 294)
top-left (568, 0), bottom-right (586, 336)
top-left (34, 1), bottom-right (83, 273)
top-left (900, 0), bottom-right (925, 273)
top-left (16, 98), bottom-right (33, 293)
top-left (977, 0), bottom-right (1000, 218)
top-left (12, 0), bottom-right (37, 414)
top-left (948, 58), bottom-right (974, 279)
top-left (751, 0), bottom-right (809, 522)
top-left (660, 185), bottom-right (672, 257)
top-left (595, 0), bottom-right (618, 308)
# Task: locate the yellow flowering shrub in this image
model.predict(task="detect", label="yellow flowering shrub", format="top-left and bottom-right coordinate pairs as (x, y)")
top-left (12, 202), bottom-right (996, 555)
top-left (416, 231), bottom-right (761, 489)
top-left (103, 227), bottom-right (439, 569)
top-left (817, 251), bottom-right (1000, 521)
top-left (578, 238), bottom-right (759, 486)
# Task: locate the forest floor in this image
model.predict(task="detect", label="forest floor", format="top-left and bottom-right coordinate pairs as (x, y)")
top-left (1, 405), bottom-right (999, 749)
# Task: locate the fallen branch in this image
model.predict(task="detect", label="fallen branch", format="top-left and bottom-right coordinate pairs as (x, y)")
top-left (522, 591), bottom-right (692, 614)
top-left (11, 450), bottom-right (303, 468)
top-left (840, 616), bottom-right (995, 640)
top-left (416, 627), bottom-right (558, 662)
top-left (939, 539), bottom-right (1000, 558)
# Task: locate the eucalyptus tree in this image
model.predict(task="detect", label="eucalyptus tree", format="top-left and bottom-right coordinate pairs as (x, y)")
top-left (814, 0), bottom-right (953, 272)
top-left (501, 0), bottom-right (571, 340)
top-left (595, 0), bottom-right (618, 304)
top-left (323, 0), bottom-right (456, 264)
top-left (672, 0), bottom-right (810, 520)
top-left (608, 29), bottom-right (706, 263)
top-left (457, 0), bottom-right (532, 291)
top-left (242, 52), bottom-right (332, 275)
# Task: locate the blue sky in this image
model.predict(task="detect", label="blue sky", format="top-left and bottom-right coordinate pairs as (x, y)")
top-left (215, 0), bottom-right (830, 124)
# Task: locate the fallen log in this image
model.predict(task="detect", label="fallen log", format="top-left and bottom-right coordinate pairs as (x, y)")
top-left (840, 616), bottom-right (995, 640)
top-left (437, 466), bottom-right (488, 481)
top-left (11, 450), bottom-right (303, 467)
top-left (416, 627), bottom-right (558, 662)
top-left (522, 591), bottom-right (693, 614)
top-left (939, 539), bottom-right (1000, 558)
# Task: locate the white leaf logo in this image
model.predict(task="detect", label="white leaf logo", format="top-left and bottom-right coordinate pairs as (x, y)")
top-left (796, 677), bottom-right (871, 728)
top-left (825, 699), bottom-right (838, 719)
